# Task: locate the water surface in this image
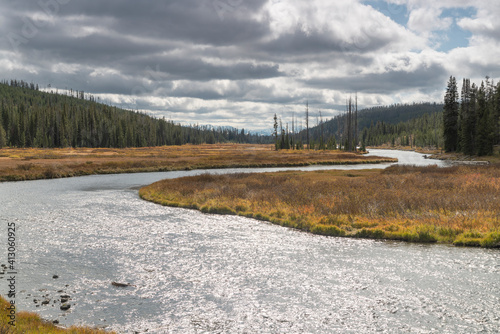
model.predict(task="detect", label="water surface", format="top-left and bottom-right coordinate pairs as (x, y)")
top-left (0, 150), bottom-right (498, 333)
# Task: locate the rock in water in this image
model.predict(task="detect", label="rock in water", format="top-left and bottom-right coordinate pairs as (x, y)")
top-left (111, 281), bottom-right (135, 287)
top-left (60, 303), bottom-right (71, 311)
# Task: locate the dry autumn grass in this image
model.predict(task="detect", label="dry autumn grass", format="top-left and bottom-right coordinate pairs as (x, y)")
top-left (140, 164), bottom-right (500, 248)
top-left (0, 296), bottom-right (112, 334)
top-left (0, 144), bottom-right (395, 182)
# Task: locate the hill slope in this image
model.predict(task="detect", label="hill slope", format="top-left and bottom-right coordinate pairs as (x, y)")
top-left (296, 102), bottom-right (444, 148)
top-left (0, 80), bottom-right (263, 148)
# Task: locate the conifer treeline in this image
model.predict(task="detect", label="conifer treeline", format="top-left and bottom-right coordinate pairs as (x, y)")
top-left (443, 76), bottom-right (500, 155)
top-left (0, 80), bottom-right (265, 148)
top-left (273, 102), bottom-right (444, 150)
top-left (360, 111), bottom-right (443, 148)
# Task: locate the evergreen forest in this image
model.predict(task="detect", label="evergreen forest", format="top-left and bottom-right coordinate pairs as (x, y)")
top-left (2, 78), bottom-right (499, 156)
top-left (443, 76), bottom-right (500, 156)
top-left (0, 80), bottom-right (264, 148)
top-left (274, 102), bottom-right (445, 151)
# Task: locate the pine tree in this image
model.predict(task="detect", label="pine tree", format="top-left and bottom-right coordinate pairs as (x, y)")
top-left (318, 110), bottom-right (325, 150)
top-left (443, 76), bottom-right (459, 152)
top-left (305, 101), bottom-right (309, 149)
top-left (495, 83), bottom-right (500, 145)
top-left (476, 81), bottom-right (494, 156)
top-left (273, 113), bottom-right (278, 150)
top-left (460, 79), bottom-right (476, 155)
top-left (0, 116), bottom-right (6, 148)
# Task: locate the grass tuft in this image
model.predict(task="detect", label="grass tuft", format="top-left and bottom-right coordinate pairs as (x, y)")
top-left (0, 296), bottom-right (113, 333)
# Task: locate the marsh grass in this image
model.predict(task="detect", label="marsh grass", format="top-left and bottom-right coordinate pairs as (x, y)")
top-left (0, 296), bottom-right (112, 334)
top-left (0, 145), bottom-right (395, 182)
top-left (140, 164), bottom-right (500, 247)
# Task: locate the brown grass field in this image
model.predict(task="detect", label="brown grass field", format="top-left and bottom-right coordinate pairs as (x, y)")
top-left (0, 296), bottom-right (112, 334)
top-left (0, 144), bottom-right (396, 182)
top-left (140, 164), bottom-right (500, 248)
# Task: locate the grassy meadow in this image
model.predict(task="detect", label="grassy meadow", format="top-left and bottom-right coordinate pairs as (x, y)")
top-left (140, 164), bottom-right (500, 248)
top-left (0, 296), bottom-right (112, 334)
top-left (0, 144), bottom-right (395, 182)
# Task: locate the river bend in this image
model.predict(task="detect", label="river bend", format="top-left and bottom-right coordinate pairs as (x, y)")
top-left (0, 150), bottom-right (498, 333)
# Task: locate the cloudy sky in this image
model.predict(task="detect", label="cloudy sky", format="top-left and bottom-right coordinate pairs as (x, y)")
top-left (1, 0), bottom-right (499, 130)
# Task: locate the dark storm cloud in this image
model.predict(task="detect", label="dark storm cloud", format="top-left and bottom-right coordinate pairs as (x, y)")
top-left (107, 1), bottom-right (269, 46)
top-left (0, 0), bottom-right (281, 94)
top-left (120, 54), bottom-right (284, 82)
top-left (10, 31), bottom-right (168, 64)
top-left (162, 80), bottom-right (298, 104)
top-left (2, 0), bottom-right (270, 47)
top-left (304, 63), bottom-right (448, 94)
top-left (256, 25), bottom-right (394, 57)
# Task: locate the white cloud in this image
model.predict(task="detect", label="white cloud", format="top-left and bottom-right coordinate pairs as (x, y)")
top-left (458, 3), bottom-right (500, 44)
top-left (263, 0), bottom-right (423, 53)
top-left (0, 0), bottom-right (497, 130)
top-left (407, 7), bottom-right (452, 35)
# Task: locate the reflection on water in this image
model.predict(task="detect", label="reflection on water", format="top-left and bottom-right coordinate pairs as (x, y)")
top-left (366, 149), bottom-right (451, 167)
top-left (0, 151), bottom-right (498, 333)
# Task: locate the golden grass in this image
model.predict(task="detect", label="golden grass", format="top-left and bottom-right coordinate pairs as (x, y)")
top-left (0, 144), bottom-right (396, 182)
top-left (0, 296), bottom-right (112, 334)
top-left (140, 164), bottom-right (500, 247)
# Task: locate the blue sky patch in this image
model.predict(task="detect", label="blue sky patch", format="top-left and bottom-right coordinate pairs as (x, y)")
top-left (364, 0), bottom-right (408, 26)
top-left (437, 7), bottom-right (476, 51)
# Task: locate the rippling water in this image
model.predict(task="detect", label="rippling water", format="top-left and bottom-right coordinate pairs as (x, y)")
top-left (0, 151), bottom-right (498, 333)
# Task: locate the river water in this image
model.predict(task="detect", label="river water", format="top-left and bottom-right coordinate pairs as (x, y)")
top-left (0, 150), bottom-right (498, 333)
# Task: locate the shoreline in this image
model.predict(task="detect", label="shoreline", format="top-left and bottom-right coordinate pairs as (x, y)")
top-left (0, 159), bottom-right (398, 182)
top-left (0, 144), bottom-right (396, 182)
top-left (140, 166), bottom-right (500, 249)
top-left (0, 296), bottom-right (113, 333)
top-left (367, 145), bottom-right (498, 164)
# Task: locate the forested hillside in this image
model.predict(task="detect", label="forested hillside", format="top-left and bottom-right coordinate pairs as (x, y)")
top-left (360, 111), bottom-right (443, 148)
top-left (291, 102), bottom-right (444, 149)
top-left (0, 80), bottom-right (265, 148)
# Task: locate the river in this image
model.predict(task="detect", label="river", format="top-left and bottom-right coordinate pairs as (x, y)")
top-left (0, 150), bottom-right (498, 333)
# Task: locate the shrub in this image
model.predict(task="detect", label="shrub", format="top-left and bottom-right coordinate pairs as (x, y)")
top-left (384, 224), bottom-right (399, 232)
top-left (235, 205), bottom-right (247, 212)
top-left (437, 227), bottom-right (460, 237)
top-left (319, 215), bottom-right (343, 227)
top-left (395, 225), bottom-right (437, 243)
top-left (43, 166), bottom-right (58, 178)
top-left (480, 232), bottom-right (500, 248)
top-left (354, 228), bottom-right (385, 239)
top-left (213, 206), bottom-right (236, 215)
top-left (454, 237), bottom-right (482, 247)
top-left (16, 163), bottom-right (34, 171)
top-left (271, 210), bottom-right (285, 218)
top-left (311, 224), bottom-right (346, 237)
top-left (415, 225), bottom-right (438, 243)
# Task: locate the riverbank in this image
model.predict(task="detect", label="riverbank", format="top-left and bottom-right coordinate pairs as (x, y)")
top-left (368, 145), bottom-right (500, 164)
top-left (0, 296), bottom-right (111, 334)
top-left (140, 164), bottom-right (500, 248)
top-left (0, 144), bottom-right (396, 182)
